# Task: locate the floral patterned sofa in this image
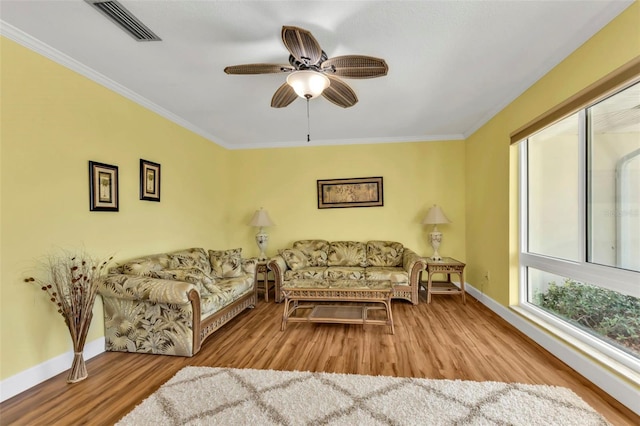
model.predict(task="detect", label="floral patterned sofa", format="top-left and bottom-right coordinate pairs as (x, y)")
top-left (267, 240), bottom-right (426, 305)
top-left (99, 247), bottom-right (257, 357)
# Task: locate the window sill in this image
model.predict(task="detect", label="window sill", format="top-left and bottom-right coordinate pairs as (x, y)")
top-left (510, 304), bottom-right (640, 388)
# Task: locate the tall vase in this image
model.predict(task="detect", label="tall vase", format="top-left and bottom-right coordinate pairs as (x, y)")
top-left (66, 301), bottom-right (94, 383)
top-left (67, 352), bottom-right (88, 383)
top-left (25, 250), bottom-right (112, 385)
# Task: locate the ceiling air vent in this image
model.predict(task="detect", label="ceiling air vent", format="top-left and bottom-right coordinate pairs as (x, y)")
top-left (85, 0), bottom-right (161, 41)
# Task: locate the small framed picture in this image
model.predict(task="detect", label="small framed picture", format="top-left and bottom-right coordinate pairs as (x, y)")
top-left (89, 161), bottom-right (119, 211)
top-left (140, 159), bottom-right (161, 202)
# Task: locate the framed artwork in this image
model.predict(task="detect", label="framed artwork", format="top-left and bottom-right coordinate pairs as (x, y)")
top-left (140, 159), bottom-right (161, 202)
top-left (89, 161), bottom-right (119, 211)
top-left (317, 176), bottom-right (384, 209)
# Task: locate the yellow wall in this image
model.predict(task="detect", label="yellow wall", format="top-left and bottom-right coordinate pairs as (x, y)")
top-left (227, 142), bottom-right (466, 259)
top-left (0, 37), bottom-right (232, 379)
top-left (0, 37), bottom-right (467, 381)
top-left (2, 0), bottom-right (638, 385)
top-left (465, 2), bottom-right (640, 305)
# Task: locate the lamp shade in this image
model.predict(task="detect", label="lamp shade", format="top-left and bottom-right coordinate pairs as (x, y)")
top-left (286, 70), bottom-right (330, 99)
top-left (421, 205), bottom-right (451, 225)
top-left (249, 208), bottom-right (274, 227)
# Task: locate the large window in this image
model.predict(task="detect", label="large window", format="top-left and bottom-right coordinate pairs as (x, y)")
top-left (519, 81), bottom-right (640, 371)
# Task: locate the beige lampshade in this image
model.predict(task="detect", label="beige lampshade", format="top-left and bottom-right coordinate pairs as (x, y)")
top-left (421, 205), bottom-right (451, 225)
top-left (249, 208), bottom-right (274, 227)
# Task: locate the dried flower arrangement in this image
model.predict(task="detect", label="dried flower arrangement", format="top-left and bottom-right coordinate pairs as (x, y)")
top-left (25, 250), bottom-right (113, 383)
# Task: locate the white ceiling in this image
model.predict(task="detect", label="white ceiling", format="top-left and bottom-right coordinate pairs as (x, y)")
top-left (0, 1), bottom-right (633, 149)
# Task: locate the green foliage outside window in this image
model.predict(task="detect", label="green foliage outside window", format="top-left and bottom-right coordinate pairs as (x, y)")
top-left (535, 279), bottom-right (640, 358)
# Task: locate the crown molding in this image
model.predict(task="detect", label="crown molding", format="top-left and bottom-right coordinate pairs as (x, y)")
top-left (229, 134), bottom-right (465, 150)
top-left (1, 21), bottom-right (464, 151)
top-left (0, 21), bottom-right (233, 149)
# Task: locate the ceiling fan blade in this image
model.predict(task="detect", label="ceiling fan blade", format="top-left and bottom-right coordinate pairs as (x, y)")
top-left (321, 55), bottom-right (388, 79)
top-left (271, 83), bottom-right (298, 108)
top-left (224, 64), bottom-right (294, 75)
top-left (322, 76), bottom-right (358, 108)
top-left (281, 26), bottom-right (323, 66)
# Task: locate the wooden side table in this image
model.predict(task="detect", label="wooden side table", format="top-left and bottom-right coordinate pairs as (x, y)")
top-left (256, 262), bottom-right (272, 302)
top-left (421, 257), bottom-right (466, 304)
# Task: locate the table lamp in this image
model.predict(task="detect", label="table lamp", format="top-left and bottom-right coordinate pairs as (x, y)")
top-left (249, 208), bottom-right (274, 260)
top-left (421, 204), bottom-right (451, 261)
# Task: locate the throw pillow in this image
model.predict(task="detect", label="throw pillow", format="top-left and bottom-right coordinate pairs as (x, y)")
top-left (292, 240), bottom-right (329, 266)
top-left (167, 248), bottom-right (211, 274)
top-left (208, 248), bottom-right (243, 278)
top-left (327, 241), bottom-right (367, 267)
top-left (366, 241), bottom-right (404, 267)
top-left (279, 248), bottom-right (309, 271)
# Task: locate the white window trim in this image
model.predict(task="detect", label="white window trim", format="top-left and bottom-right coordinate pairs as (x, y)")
top-left (518, 112), bottom-right (640, 374)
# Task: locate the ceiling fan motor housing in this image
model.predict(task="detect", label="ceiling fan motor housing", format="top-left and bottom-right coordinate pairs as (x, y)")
top-left (288, 52), bottom-right (330, 72)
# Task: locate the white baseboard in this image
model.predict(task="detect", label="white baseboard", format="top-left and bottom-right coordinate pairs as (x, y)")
top-left (465, 283), bottom-right (639, 416)
top-left (0, 337), bottom-right (105, 403)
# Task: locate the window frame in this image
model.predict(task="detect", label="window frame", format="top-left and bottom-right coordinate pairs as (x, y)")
top-left (517, 83), bottom-right (640, 373)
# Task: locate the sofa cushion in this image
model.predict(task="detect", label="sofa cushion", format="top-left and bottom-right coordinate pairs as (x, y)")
top-left (292, 240), bottom-right (329, 266)
top-left (284, 267), bottom-right (327, 281)
top-left (208, 248), bottom-right (243, 278)
top-left (117, 259), bottom-right (165, 276)
top-left (200, 292), bottom-right (229, 318)
top-left (279, 248), bottom-right (309, 271)
top-left (167, 248), bottom-right (212, 275)
top-left (366, 241), bottom-right (404, 267)
top-left (148, 268), bottom-right (216, 295)
top-left (217, 275), bottom-right (254, 298)
top-left (324, 266), bottom-right (365, 280)
top-left (200, 274), bottom-right (254, 318)
top-left (199, 284), bottom-right (233, 317)
top-left (327, 241), bottom-right (367, 267)
top-left (364, 267), bottom-right (409, 285)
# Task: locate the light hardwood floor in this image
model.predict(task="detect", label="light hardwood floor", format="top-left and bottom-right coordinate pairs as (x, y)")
top-left (1, 290), bottom-right (638, 425)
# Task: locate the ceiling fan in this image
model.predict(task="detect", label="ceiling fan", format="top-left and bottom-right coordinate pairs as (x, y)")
top-left (224, 26), bottom-right (388, 109)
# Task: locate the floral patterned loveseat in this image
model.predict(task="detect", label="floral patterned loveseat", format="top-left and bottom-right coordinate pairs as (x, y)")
top-left (99, 247), bottom-right (257, 357)
top-left (267, 240), bottom-right (426, 305)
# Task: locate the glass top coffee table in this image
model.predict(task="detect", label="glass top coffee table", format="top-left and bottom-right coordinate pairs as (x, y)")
top-left (280, 279), bottom-right (394, 334)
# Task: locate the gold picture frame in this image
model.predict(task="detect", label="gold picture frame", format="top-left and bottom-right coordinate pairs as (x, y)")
top-left (317, 176), bottom-right (383, 209)
top-left (140, 159), bottom-right (161, 202)
top-left (89, 161), bottom-right (119, 211)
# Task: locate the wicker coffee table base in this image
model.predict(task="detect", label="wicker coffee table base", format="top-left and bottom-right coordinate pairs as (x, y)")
top-left (281, 286), bottom-right (395, 334)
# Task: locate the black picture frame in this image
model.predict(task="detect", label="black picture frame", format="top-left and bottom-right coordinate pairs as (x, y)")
top-left (140, 159), bottom-right (161, 202)
top-left (89, 161), bottom-right (119, 212)
top-left (317, 176), bottom-right (384, 209)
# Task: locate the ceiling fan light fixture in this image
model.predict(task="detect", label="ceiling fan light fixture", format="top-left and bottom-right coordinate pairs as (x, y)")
top-left (286, 70), bottom-right (330, 99)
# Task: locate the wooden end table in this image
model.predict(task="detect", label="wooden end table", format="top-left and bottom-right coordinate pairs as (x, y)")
top-left (256, 262), bottom-right (273, 302)
top-left (421, 257), bottom-right (466, 304)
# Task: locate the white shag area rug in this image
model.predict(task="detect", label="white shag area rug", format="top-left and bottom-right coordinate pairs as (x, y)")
top-left (117, 366), bottom-right (610, 426)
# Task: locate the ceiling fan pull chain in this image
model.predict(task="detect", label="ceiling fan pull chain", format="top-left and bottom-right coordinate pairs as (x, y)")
top-left (306, 96), bottom-right (311, 142)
